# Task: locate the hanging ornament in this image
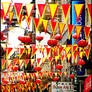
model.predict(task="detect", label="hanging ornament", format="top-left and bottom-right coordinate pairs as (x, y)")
top-left (78, 60), bottom-right (85, 65)
top-left (69, 74), bottom-right (75, 79)
top-left (55, 35), bottom-right (62, 41)
top-left (36, 36), bottom-right (44, 42)
top-left (55, 65), bottom-right (63, 70)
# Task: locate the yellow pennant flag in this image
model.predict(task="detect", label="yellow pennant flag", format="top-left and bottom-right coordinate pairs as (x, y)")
top-left (55, 56), bottom-right (59, 64)
top-left (19, 60), bottom-right (23, 67)
top-left (65, 47), bottom-right (71, 55)
top-left (58, 22), bottom-right (65, 36)
top-left (76, 25), bottom-right (82, 41)
top-left (74, 4), bottom-right (84, 23)
top-left (67, 53), bottom-right (71, 63)
top-left (8, 60), bottom-right (12, 69)
top-left (79, 51), bottom-right (84, 59)
top-left (9, 11), bottom-right (14, 24)
top-left (2, 2), bottom-right (11, 20)
top-left (43, 57), bottom-right (47, 65)
top-left (25, 16), bottom-right (31, 29)
top-left (31, 59), bottom-right (35, 67)
top-left (49, 4), bottom-right (58, 20)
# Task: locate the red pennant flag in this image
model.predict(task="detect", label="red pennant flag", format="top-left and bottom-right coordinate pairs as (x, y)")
top-left (68, 24), bottom-right (74, 39)
top-left (61, 4), bottom-right (71, 23)
top-left (73, 44), bottom-right (78, 53)
top-left (37, 58), bottom-right (41, 66)
top-left (25, 16), bottom-right (31, 29)
top-left (54, 47), bottom-right (57, 56)
top-left (2, 60), bottom-right (6, 69)
top-left (37, 4), bottom-right (46, 18)
top-left (1, 9), bottom-right (4, 23)
top-left (43, 57), bottom-right (47, 65)
top-left (84, 26), bottom-right (90, 40)
top-left (51, 20), bottom-right (57, 34)
top-left (49, 4), bottom-right (58, 20)
top-left (58, 22), bottom-right (65, 36)
top-left (34, 18), bottom-right (40, 32)
top-left (25, 59), bottom-right (29, 68)
top-left (76, 25), bottom-right (82, 41)
top-left (49, 57), bottom-right (53, 66)
top-left (31, 59), bottom-right (35, 67)
top-left (74, 4), bottom-right (84, 23)
top-left (55, 56), bottom-right (59, 64)
top-left (31, 47), bottom-right (37, 58)
top-left (42, 19), bottom-right (48, 34)
top-left (61, 55), bottom-right (65, 63)
top-left (9, 12), bottom-right (14, 24)
top-left (2, 2), bottom-right (11, 20)
top-left (14, 3), bottom-right (23, 18)
top-left (87, 4), bottom-right (92, 23)
top-left (46, 48), bottom-right (51, 58)
top-left (8, 60), bottom-right (12, 69)
top-left (7, 48), bottom-right (13, 58)
top-left (19, 48), bottom-right (24, 58)
top-left (18, 14), bottom-right (24, 27)
top-left (73, 52), bottom-right (78, 63)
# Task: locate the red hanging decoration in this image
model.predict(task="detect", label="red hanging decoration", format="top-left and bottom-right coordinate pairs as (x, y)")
top-left (36, 36), bottom-right (44, 42)
top-left (78, 39), bottom-right (88, 47)
top-left (34, 66), bottom-right (42, 71)
top-left (72, 33), bottom-right (80, 39)
top-left (69, 74), bottom-right (75, 79)
top-left (55, 65), bottom-right (63, 70)
top-left (19, 80), bottom-right (26, 84)
top-left (53, 77), bottom-right (59, 81)
top-left (78, 60), bottom-right (85, 65)
top-left (36, 79), bottom-right (42, 84)
top-left (55, 35), bottom-right (62, 40)
top-left (11, 66), bottom-right (18, 71)
top-left (47, 39), bottom-right (57, 47)
top-left (1, 32), bottom-right (6, 41)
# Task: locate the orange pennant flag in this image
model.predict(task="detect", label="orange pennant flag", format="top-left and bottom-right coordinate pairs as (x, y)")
top-left (25, 16), bottom-right (31, 29)
top-left (43, 57), bottom-right (47, 65)
top-left (19, 48), bottom-right (24, 58)
top-left (25, 59), bottom-right (29, 68)
top-left (34, 18), bottom-right (40, 32)
top-left (87, 4), bottom-right (92, 23)
top-left (31, 47), bottom-right (38, 58)
top-left (58, 22), bottom-right (65, 36)
top-left (14, 3), bottom-right (23, 19)
top-left (46, 48), bottom-right (51, 58)
top-left (42, 19), bottom-right (48, 34)
top-left (2, 2), bottom-right (11, 20)
top-left (9, 11), bottom-right (14, 24)
top-left (37, 4), bottom-right (46, 18)
top-left (55, 56), bottom-right (59, 64)
top-left (84, 26), bottom-right (90, 40)
top-left (49, 57), bottom-right (53, 66)
top-left (7, 48), bottom-right (13, 58)
top-left (76, 25), bottom-right (82, 41)
top-left (61, 4), bottom-right (71, 23)
top-left (67, 53), bottom-right (71, 63)
top-left (68, 24), bottom-right (74, 40)
top-left (31, 59), bottom-right (35, 67)
top-left (49, 4), bottom-right (58, 20)
top-left (51, 20), bottom-right (57, 35)
top-left (74, 4), bottom-right (84, 23)
top-left (37, 58), bottom-right (41, 67)
top-left (58, 47), bottom-right (63, 56)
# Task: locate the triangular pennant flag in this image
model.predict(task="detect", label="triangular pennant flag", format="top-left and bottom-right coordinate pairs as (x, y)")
top-left (25, 16), bottom-right (31, 29)
top-left (61, 4), bottom-right (71, 23)
top-left (58, 47), bottom-right (63, 56)
top-left (31, 47), bottom-right (38, 58)
top-left (7, 48), bottom-right (13, 58)
top-left (58, 23), bottom-right (65, 36)
top-left (28, 48), bottom-right (31, 58)
top-left (79, 47), bottom-right (83, 52)
top-left (19, 60), bottom-right (23, 67)
top-left (54, 47), bottom-right (58, 56)
top-left (25, 3), bottom-right (34, 18)
top-left (43, 57), bottom-right (47, 65)
top-left (73, 44), bottom-right (78, 53)
top-left (34, 18), bottom-right (40, 32)
top-left (37, 4), bottom-right (46, 18)
top-left (31, 59), bottom-right (35, 67)
top-left (46, 48), bottom-right (51, 58)
top-left (42, 19), bottom-right (48, 34)
top-left (13, 59), bottom-right (18, 65)
top-left (51, 20), bottom-right (57, 34)
top-left (49, 4), bottom-right (58, 20)
top-left (76, 25), bottom-right (82, 41)
top-left (87, 4), bottom-right (92, 23)
top-left (1, 9), bottom-right (4, 23)
top-left (84, 26), bottom-right (90, 40)
top-left (37, 58), bottom-right (41, 67)
top-left (8, 60), bottom-right (12, 68)
top-left (2, 60), bottom-right (6, 69)
top-left (79, 51), bottom-right (84, 59)
top-left (2, 2), bottom-right (11, 20)
top-left (85, 48), bottom-right (90, 60)
top-left (73, 52), bottom-right (78, 63)
top-left (14, 3), bottom-right (23, 18)
top-left (9, 11), bottom-right (14, 24)
top-left (25, 59), bottom-right (29, 68)
top-left (55, 56), bottom-right (59, 64)
top-left (74, 4), bottom-right (84, 23)
top-left (61, 55), bottom-right (65, 63)
top-left (68, 24), bottom-right (74, 39)
top-left (19, 48), bottom-right (24, 58)
top-left (65, 47), bottom-right (71, 55)
top-left (49, 57), bottom-right (53, 66)
top-left (67, 53), bottom-right (71, 63)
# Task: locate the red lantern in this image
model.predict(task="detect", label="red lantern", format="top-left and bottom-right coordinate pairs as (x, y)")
top-left (11, 66), bottom-right (18, 71)
top-left (47, 39), bottom-right (57, 47)
top-left (69, 74), bottom-right (75, 79)
top-left (55, 35), bottom-right (62, 40)
top-left (72, 33), bottom-right (80, 39)
top-left (55, 65), bottom-right (63, 70)
top-left (19, 80), bottom-right (26, 84)
top-left (36, 36), bottom-right (44, 42)
top-left (3, 80), bottom-right (9, 84)
top-left (53, 77), bottom-right (59, 81)
top-left (18, 36), bottom-right (32, 44)
top-left (34, 67), bottom-right (42, 71)
top-left (78, 39), bottom-right (88, 47)
top-left (36, 79), bottom-right (41, 84)
top-left (78, 60), bottom-right (85, 65)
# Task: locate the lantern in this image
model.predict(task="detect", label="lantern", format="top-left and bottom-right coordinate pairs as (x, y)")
top-left (3, 80), bottom-right (9, 84)
top-left (18, 36), bottom-right (32, 44)
top-left (78, 39), bottom-right (88, 47)
top-left (53, 77), bottom-right (59, 81)
top-left (34, 67), bottom-right (42, 72)
top-left (55, 35), bottom-right (62, 40)
top-left (19, 80), bottom-right (26, 84)
top-left (36, 36), bottom-right (44, 42)
top-left (69, 74), bottom-right (75, 79)
top-left (72, 33), bottom-right (80, 39)
top-left (55, 65), bottom-right (63, 70)
top-left (11, 66), bottom-right (18, 71)
top-left (36, 79), bottom-right (41, 84)
top-left (47, 39), bottom-right (57, 47)
top-left (78, 60), bottom-right (85, 65)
